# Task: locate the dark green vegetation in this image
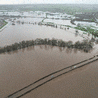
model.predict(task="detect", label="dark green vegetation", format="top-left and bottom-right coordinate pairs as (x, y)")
top-left (1, 4), bottom-right (98, 15)
top-left (0, 20), bottom-right (8, 29)
top-left (0, 38), bottom-right (94, 54)
top-left (75, 26), bottom-right (98, 37)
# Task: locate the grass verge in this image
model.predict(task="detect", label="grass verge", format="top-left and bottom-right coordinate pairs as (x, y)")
top-left (0, 20), bottom-right (8, 29)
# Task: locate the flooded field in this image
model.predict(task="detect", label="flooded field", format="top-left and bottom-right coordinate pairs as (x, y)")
top-left (74, 21), bottom-right (97, 27)
top-left (44, 19), bottom-right (76, 27)
top-left (0, 18), bottom-right (83, 47)
top-left (22, 60), bottom-right (98, 98)
top-left (16, 18), bottom-right (43, 23)
top-left (0, 45), bottom-right (95, 98)
top-left (0, 18), bottom-right (98, 98)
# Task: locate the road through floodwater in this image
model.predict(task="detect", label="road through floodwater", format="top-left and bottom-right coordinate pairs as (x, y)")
top-left (0, 18), bottom-right (98, 98)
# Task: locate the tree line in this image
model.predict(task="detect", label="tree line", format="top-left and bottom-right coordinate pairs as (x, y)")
top-left (0, 38), bottom-right (94, 54)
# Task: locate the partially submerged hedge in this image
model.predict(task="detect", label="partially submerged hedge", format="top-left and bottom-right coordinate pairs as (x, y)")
top-left (0, 38), bottom-right (94, 54)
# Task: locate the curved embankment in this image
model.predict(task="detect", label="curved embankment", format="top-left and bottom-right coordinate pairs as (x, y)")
top-left (0, 21), bottom-right (8, 32)
top-left (6, 55), bottom-right (98, 98)
top-left (0, 38), bottom-right (93, 54)
top-left (71, 18), bottom-right (95, 25)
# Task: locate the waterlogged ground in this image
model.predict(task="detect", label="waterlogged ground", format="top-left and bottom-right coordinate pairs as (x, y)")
top-left (0, 45), bottom-right (95, 98)
top-left (74, 21), bottom-right (97, 27)
top-left (22, 60), bottom-right (98, 98)
top-left (0, 18), bottom-right (98, 98)
top-left (44, 19), bottom-right (76, 27)
top-left (0, 18), bottom-right (84, 47)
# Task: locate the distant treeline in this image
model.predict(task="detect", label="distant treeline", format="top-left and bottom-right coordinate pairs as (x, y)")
top-left (0, 38), bottom-right (94, 54)
top-left (0, 4), bottom-right (98, 15)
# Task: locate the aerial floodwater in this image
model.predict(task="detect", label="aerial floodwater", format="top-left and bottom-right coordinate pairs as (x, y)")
top-left (0, 18), bottom-right (83, 47)
top-left (0, 18), bottom-right (98, 98)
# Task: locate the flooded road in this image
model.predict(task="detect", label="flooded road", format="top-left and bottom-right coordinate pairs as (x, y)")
top-left (22, 60), bottom-right (98, 98)
top-left (0, 45), bottom-right (94, 98)
top-left (0, 18), bottom-right (98, 98)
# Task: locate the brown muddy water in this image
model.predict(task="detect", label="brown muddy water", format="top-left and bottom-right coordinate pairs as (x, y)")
top-left (0, 18), bottom-right (98, 98)
top-left (22, 60), bottom-right (98, 98)
top-left (0, 18), bottom-right (83, 47)
top-left (0, 45), bottom-right (96, 98)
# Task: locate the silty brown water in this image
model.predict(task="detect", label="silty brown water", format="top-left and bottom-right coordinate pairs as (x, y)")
top-left (0, 18), bottom-right (97, 98)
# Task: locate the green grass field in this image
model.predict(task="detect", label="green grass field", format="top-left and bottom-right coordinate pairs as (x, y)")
top-left (75, 26), bottom-right (98, 37)
top-left (0, 21), bottom-right (8, 29)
